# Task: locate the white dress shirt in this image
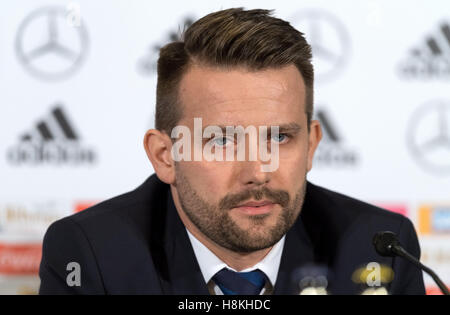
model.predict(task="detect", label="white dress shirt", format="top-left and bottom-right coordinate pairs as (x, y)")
top-left (186, 228), bottom-right (285, 295)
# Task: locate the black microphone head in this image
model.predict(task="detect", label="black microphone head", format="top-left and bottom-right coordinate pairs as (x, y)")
top-left (373, 231), bottom-right (400, 257)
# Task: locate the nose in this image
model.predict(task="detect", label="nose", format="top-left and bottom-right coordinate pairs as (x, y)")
top-left (237, 160), bottom-right (271, 188)
top-left (232, 128), bottom-right (275, 188)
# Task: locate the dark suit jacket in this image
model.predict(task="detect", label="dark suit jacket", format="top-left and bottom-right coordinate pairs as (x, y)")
top-left (39, 174), bottom-right (425, 295)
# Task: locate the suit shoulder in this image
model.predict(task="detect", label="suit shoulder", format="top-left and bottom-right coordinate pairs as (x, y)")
top-left (69, 190), bottom-right (142, 223)
top-left (306, 181), bottom-right (407, 225)
top-left (53, 174), bottom-right (168, 231)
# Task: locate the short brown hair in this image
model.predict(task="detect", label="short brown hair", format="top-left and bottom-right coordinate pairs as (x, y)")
top-left (155, 8), bottom-right (314, 134)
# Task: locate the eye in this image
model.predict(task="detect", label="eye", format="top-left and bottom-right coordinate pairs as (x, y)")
top-left (271, 133), bottom-right (289, 144)
top-left (210, 136), bottom-right (234, 147)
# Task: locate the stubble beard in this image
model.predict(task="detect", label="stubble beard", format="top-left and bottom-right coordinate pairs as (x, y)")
top-left (175, 170), bottom-right (307, 253)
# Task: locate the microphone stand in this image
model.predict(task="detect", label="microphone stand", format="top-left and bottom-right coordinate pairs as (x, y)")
top-left (392, 244), bottom-right (450, 295)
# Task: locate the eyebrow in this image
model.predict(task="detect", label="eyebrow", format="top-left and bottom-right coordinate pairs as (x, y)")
top-left (277, 123), bottom-right (302, 133)
top-left (203, 123), bottom-right (302, 134)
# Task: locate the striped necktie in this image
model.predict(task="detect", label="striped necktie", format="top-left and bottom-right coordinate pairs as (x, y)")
top-left (212, 268), bottom-right (267, 295)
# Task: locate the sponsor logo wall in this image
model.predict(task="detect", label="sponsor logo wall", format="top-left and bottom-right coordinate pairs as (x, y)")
top-left (0, 0), bottom-right (449, 294)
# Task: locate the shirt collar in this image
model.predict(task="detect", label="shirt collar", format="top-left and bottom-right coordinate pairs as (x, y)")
top-left (186, 228), bottom-right (285, 287)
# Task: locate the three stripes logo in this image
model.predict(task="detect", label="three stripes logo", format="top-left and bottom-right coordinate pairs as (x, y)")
top-left (313, 108), bottom-right (358, 167)
top-left (7, 105), bottom-right (96, 165)
top-left (398, 21), bottom-right (450, 79)
top-left (22, 107), bottom-right (77, 142)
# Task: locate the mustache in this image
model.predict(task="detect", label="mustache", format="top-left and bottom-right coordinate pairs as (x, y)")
top-left (219, 186), bottom-right (290, 210)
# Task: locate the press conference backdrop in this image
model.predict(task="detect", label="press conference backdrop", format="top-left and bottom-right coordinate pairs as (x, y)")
top-left (1, 0), bottom-right (449, 295)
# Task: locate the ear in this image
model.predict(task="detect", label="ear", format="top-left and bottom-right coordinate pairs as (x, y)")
top-left (143, 129), bottom-right (175, 184)
top-left (306, 120), bottom-right (322, 172)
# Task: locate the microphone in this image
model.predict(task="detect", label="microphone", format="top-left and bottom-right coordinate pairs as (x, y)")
top-left (291, 265), bottom-right (330, 295)
top-left (373, 231), bottom-right (449, 295)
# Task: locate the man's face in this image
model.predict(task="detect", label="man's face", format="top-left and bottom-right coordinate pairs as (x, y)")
top-left (171, 64), bottom-right (319, 253)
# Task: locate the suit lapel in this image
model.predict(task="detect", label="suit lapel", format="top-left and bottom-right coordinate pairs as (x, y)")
top-left (273, 200), bottom-right (316, 294)
top-left (160, 190), bottom-right (209, 295)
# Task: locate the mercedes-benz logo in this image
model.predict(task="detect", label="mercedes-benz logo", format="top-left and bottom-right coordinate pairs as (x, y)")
top-left (15, 6), bottom-right (89, 81)
top-left (407, 100), bottom-right (450, 174)
top-left (290, 9), bottom-right (351, 83)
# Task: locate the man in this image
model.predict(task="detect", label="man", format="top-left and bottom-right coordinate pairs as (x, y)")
top-left (39, 8), bottom-right (425, 295)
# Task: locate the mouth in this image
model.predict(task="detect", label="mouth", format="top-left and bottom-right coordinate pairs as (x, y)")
top-left (233, 200), bottom-right (276, 215)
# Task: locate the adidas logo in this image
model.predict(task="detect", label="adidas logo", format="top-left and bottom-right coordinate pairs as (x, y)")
top-left (313, 108), bottom-right (358, 167)
top-left (398, 22), bottom-right (450, 79)
top-left (7, 105), bottom-right (97, 165)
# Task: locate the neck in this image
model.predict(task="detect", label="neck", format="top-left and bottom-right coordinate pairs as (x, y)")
top-left (171, 186), bottom-right (272, 271)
